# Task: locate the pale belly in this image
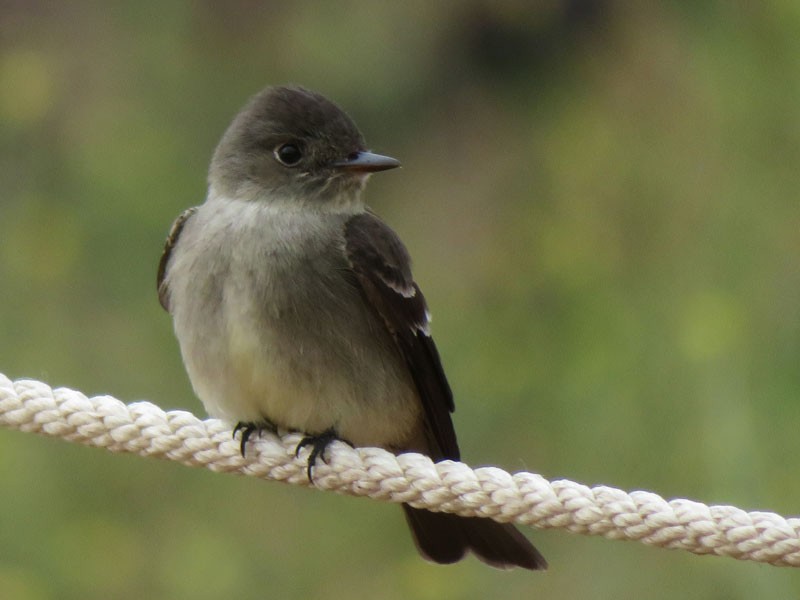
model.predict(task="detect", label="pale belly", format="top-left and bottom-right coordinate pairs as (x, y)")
top-left (167, 202), bottom-right (422, 449)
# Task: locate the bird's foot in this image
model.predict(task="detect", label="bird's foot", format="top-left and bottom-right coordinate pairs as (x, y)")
top-left (233, 419), bottom-right (278, 457)
top-left (295, 428), bottom-right (352, 483)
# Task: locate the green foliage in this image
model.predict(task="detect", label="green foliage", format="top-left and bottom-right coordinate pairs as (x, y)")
top-left (2, 2), bottom-right (799, 598)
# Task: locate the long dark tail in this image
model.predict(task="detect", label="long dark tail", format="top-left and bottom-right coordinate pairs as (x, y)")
top-left (402, 504), bottom-right (547, 570)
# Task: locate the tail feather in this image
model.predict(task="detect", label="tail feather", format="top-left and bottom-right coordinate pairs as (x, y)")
top-left (402, 504), bottom-right (547, 570)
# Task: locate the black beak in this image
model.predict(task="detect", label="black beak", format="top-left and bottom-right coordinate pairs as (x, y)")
top-left (332, 151), bottom-right (401, 173)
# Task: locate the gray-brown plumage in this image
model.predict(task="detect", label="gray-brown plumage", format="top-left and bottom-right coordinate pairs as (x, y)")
top-left (158, 85), bottom-right (546, 570)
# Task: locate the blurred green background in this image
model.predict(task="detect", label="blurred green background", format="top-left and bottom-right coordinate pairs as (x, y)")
top-left (2, 1), bottom-right (799, 598)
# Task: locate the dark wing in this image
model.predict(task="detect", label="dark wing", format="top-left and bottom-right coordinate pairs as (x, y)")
top-left (344, 211), bottom-right (459, 460)
top-left (157, 207), bottom-right (198, 312)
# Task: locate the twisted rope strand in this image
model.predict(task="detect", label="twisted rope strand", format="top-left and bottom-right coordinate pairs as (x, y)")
top-left (2, 373), bottom-right (799, 567)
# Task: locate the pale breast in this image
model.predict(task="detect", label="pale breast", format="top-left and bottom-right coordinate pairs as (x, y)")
top-left (166, 199), bottom-right (421, 448)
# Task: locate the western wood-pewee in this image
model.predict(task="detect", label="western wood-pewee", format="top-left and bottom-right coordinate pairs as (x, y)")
top-left (157, 85), bottom-right (546, 570)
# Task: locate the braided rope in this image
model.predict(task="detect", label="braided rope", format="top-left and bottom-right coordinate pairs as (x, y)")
top-left (1, 373), bottom-right (798, 567)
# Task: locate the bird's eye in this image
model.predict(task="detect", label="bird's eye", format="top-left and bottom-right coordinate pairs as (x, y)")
top-left (274, 143), bottom-right (303, 167)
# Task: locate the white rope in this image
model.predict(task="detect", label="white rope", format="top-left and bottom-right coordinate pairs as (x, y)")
top-left (1, 373), bottom-right (798, 567)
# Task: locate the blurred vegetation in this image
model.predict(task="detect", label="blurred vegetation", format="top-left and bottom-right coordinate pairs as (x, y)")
top-left (1, 1), bottom-right (799, 598)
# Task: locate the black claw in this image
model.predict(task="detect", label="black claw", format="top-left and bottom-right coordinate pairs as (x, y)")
top-left (294, 428), bottom-right (351, 482)
top-left (233, 419), bottom-right (277, 457)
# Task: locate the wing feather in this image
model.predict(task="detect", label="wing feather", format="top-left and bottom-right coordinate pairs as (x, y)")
top-left (157, 206), bottom-right (198, 312)
top-left (344, 212), bottom-right (459, 459)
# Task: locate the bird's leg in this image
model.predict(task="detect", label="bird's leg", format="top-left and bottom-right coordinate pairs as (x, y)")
top-left (295, 428), bottom-right (352, 483)
top-left (233, 419), bottom-right (278, 457)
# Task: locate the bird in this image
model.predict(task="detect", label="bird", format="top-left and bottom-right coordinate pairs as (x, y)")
top-left (157, 84), bottom-right (546, 570)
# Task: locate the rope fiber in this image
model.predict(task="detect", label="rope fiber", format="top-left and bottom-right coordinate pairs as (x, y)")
top-left (1, 373), bottom-right (799, 567)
